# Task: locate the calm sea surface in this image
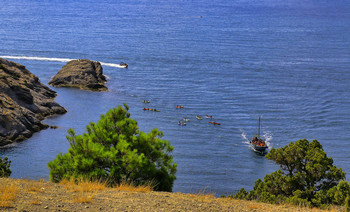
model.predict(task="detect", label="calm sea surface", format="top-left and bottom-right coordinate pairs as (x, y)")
top-left (0, 0), bottom-right (349, 195)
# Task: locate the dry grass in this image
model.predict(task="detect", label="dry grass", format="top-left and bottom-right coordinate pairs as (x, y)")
top-left (248, 204), bottom-right (261, 210)
top-left (197, 187), bottom-right (216, 197)
top-left (28, 186), bottom-right (42, 193)
top-left (59, 178), bottom-right (107, 204)
top-left (115, 181), bottom-right (154, 193)
top-left (77, 180), bottom-right (106, 192)
top-left (59, 178), bottom-right (107, 192)
top-left (73, 192), bottom-right (94, 203)
top-left (59, 179), bottom-right (77, 191)
top-left (0, 181), bottom-right (19, 208)
top-left (186, 187), bottom-right (216, 202)
top-left (30, 199), bottom-right (41, 205)
top-left (326, 207), bottom-right (343, 212)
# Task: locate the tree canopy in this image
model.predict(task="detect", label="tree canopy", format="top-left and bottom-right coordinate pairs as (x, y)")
top-left (233, 139), bottom-right (350, 208)
top-left (48, 104), bottom-right (177, 191)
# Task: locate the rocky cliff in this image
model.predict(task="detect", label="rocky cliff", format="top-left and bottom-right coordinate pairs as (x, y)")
top-left (0, 58), bottom-right (67, 146)
top-left (49, 59), bottom-right (107, 91)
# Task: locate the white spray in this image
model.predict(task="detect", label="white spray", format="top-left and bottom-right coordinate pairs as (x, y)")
top-left (0, 55), bottom-right (126, 68)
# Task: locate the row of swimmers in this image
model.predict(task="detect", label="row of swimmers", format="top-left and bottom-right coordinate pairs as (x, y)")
top-left (178, 120), bottom-right (221, 126)
top-left (179, 116), bottom-right (221, 126)
top-left (143, 100), bottom-right (221, 126)
top-left (142, 108), bottom-right (160, 112)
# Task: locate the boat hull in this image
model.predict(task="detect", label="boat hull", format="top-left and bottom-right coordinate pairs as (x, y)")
top-left (250, 142), bottom-right (268, 152)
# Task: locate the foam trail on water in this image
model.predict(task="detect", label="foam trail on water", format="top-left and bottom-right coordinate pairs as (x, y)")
top-left (100, 62), bottom-right (123, 68)
top-left (0, 55), bottom-right (124, 68)
top-left (240, 129), bottom-right (257, 152)
top-left (240, 129), bottom-right (250, 144)
top-left (0, 55), bottom-right (72, 62)
top-left (263, 131), bottom-right (273, 150)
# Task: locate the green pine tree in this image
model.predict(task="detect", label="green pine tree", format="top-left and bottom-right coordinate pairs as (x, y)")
top-left (48, 104), bottom-right (177, 191)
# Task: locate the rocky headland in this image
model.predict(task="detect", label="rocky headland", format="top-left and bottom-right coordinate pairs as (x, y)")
top-left (0, 58), bottom-right (67, 146)
top-left (49, 59), bottom-right (107, 91)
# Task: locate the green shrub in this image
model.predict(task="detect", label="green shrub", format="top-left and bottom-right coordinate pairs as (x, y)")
top-left (48, 104), bottom-right (177, 191)
top-left (345, 195), bottom-right (350, 212)
top-left (0, 156), bottom-right (12, 177)
top-left (233, 188), bottom-right (248, 199)
top-left (334, 180), bottom-right (350, 205)
top-left (258, 191), bottom-right (278, 204)
top-left (286, 190), bottom-right (311, 207)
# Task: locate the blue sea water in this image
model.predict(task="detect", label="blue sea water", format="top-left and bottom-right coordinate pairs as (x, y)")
top-left (0, 0), bottom-right (350, 195)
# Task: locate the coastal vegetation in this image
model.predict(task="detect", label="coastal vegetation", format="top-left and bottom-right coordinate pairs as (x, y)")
top-left (0, 156), bottom-right (11, 177)
top-left (48, 104), bottom-right (177, 192)
top-left (231, 139), bottom-right (350, 210)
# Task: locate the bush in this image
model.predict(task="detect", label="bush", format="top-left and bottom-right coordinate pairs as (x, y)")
top-left (48, 104), bottom-right (177, 191)
top-left (286, 190), bottom-right (311, 207)
top-left (0, 157), bottom-right (11, 177)
top-left (312, 180), bottom-right (350, 207)
top-left (334, 180), bottom-right (350, 205)
top-left (233, 188), bottom-right (248, 199)
top-left (345, 195), bottom-right (350, 212)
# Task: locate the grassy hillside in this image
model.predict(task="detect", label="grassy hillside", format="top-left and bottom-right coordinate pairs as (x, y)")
top-left (0, 178), bottom-right (337, 211)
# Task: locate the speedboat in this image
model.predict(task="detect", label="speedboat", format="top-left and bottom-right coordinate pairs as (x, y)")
top-left (205, 115), bottom-right (213, 119)
top-left (120, 62), bottom-right (128, 68)
top-left (176, 105), bottom-right (184, 109)
top-left (142, 100), bottom-right (150, 103)
top-left (250, 116), bottom-right (268, 153)
top-left (183, 117), bottom-right (190, 122)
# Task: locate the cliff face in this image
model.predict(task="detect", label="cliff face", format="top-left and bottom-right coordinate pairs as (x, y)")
top-left (0, 58), bottom-right (67, 146)
top-left (49, 59), bottom-right (107, 91)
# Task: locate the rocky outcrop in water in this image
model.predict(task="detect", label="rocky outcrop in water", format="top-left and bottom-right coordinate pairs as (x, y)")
top-left (0, 58), bottom-right (67, 146)
top-left (49, 59), bottom-right (107, 91)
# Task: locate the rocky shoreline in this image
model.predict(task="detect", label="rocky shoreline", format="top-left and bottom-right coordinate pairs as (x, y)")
top-left (0, 57), bottom-right (109, 146)
top-left (0, 58), bottom-right (67, 146)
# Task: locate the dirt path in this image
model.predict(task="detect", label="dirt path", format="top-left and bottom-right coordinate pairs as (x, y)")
top-left (0, 178), bottom-right (335, 211)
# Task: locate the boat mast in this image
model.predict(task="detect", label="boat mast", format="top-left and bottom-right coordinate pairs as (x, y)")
top-left (258, 116), bottom-right (261, 138)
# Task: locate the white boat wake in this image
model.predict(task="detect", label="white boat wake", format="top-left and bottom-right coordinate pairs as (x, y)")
top-left (240, 129), bottom-right (250, 144)
top-left (263, 131), bottom-right (273, 150)
top-left (100, 62), bottom-right (124, 68)
top-left (0, 55), bottom-right (125, 68)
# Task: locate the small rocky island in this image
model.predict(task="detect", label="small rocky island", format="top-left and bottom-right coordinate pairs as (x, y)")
top-left (0, 58), bottom-right (67, 146)
top-left (49, 59), bottom-right (107, 91)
